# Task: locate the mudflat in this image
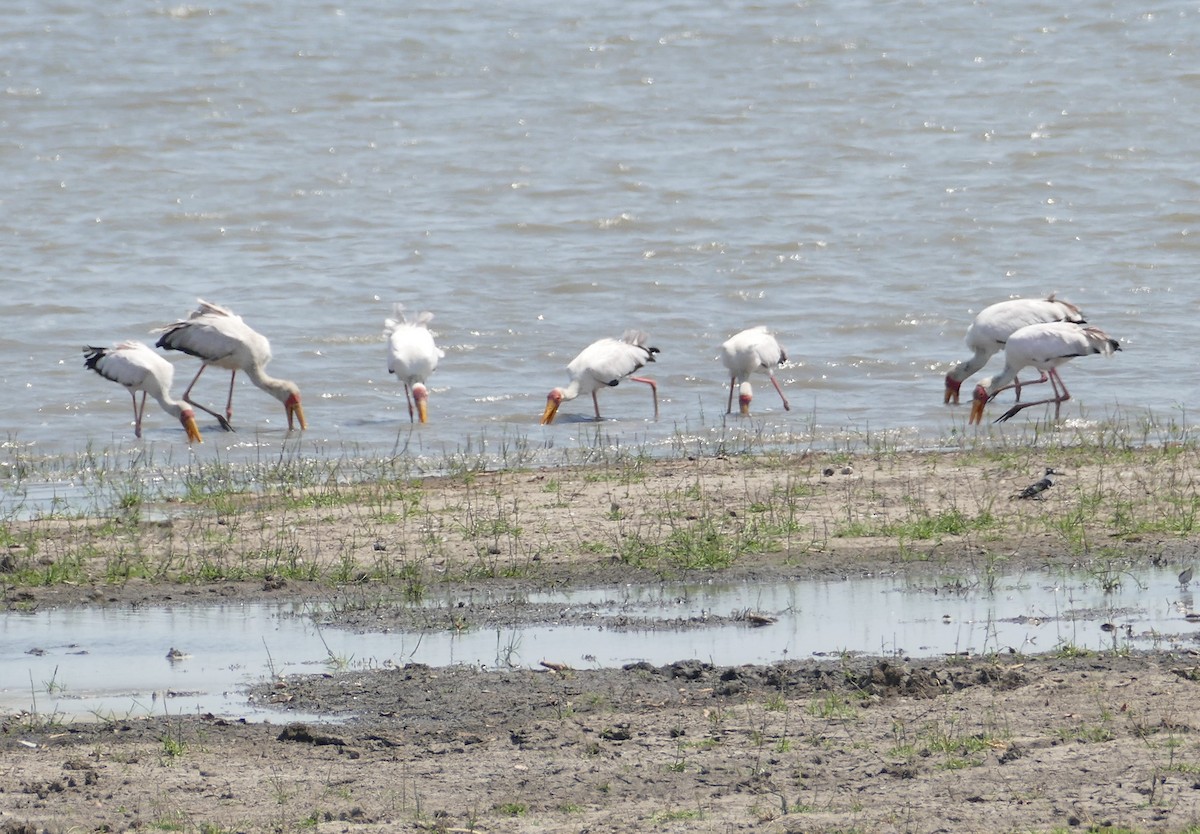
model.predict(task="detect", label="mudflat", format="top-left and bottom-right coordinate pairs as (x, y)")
top-left (4, 442), bottom-right (1200, 833)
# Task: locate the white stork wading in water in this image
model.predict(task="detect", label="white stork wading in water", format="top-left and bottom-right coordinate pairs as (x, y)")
top-left (154, 299), bottom-right (307, 432)
top-left (384, 304), bottom-right (444, 424)
top-left (719, 326), bottom-right (790, 415)
top-left (541, 330), bottom-right (660, 424)
top-left (83, 341), bottom-right (203, 442)
top-left (969, 321), bottom-right (1121, 425)
top-left (945, 294), bottom-right (1085, 404)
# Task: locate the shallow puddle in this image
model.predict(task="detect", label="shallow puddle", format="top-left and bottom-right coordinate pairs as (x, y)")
top-left (2, 568), bottom-right (1196, 722)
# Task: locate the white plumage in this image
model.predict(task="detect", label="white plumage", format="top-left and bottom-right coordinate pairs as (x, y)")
top-left (83, 341), bottom-right (203, 442)
top-left (384, 304), bottom-right (444, 423)
top-left (719, 326), bottom-right (790, 415)
top-left (945, 294), bottom-right (1085, 404)
top-left (541, 330), bottom-right (660, 424)
top-left (969, 321), bottom-right (1121, 424)
top-left (154, 299), bottom-right (306, 431)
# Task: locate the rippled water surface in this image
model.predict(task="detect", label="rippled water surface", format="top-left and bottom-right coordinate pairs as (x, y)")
top-left (1, 1), bottom-right (1195, 481)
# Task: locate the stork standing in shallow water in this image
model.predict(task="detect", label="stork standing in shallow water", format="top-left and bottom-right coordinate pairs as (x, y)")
top-left (969, 321), bottom-right (1121, 424)
top-left (384, 304), bottom-right (444, 424)
top-left (83, 341), bottom-right (203, 442)
top-left (154, 299), bottom-right (306, 432)
top-left (719, 326), bottom-right (790, 415)
top-left (541, 330), bottom-right (660, 423)
top-left (945, 294), bottom-right (1085, 404)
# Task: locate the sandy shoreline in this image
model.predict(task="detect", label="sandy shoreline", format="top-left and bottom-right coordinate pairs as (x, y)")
top-left (8, 442), bottom-right (1199, 607)
top-left (4, 444), bottom-right (1200, 832)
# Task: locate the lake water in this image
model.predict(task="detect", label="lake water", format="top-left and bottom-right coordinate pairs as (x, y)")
top-left (3, 0), bottom-right (1195, 484)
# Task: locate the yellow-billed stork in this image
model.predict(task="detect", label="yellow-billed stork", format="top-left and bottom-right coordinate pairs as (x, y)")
top-left (969, 321), bottom-right (1121, 424)
top-left (83, 341), bottom-right (203, 442)
top-left (946, 294), bottom-right (1084, 404)
top-left (385, 304), bottom-right (444, 424)
top-left (719, 326), bottom-right (790, 415)
top-left (541, 330), bottom-right (660, 424)
top-left (154, 299), bottom-right (306, 432)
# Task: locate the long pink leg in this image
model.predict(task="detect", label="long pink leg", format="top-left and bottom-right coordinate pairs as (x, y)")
top-left (130, 390), bottom-right (145, 438)
top-left (992, 371), bottom-right (1050, 403)
top-left (768, 373), bottom-right (790, 411)
top-left (1050, 369), bottom-right (1070, 419)
top-left (629, 375), bottom-right (659, 420)
top-left (225, 370), bottom-right (238, 421)
top-left (995, 370), bottom-right (1071, 423)
top-left (181, 364), bottom-right (235, 431)
top-left (1012, 371), bottom-right (1050, 402)
top-left (591, 390), bottom-right (603, 420)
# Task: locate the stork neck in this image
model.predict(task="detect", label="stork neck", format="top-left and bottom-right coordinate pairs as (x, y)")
top-left (244, 364), bottom-right (295, 404)
top-left (148, 391), bottom-right (188, 421)
top-left (559, 380), bottom-right (581, 402)
top-left (948, 349), bottom-right (989, 384)
top-left (985, 366), bottom-right (1020, 398)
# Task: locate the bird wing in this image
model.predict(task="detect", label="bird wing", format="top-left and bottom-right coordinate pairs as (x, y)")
top-left (968, 298), bottom-right (1081, 350)
top-left (83, 342), bottom-right (170, 392)
top-left (619, 330), bottom-right (659, 367)
top-left (1080, 325), bottom-right (1120, 356)
top-left (752, 332), bottom-right (785, 370)
top-left (619, 329), bottom-right (657, 355)
top-left (155, 317), bottom-right (243, 363)
top-left (1008, 322), bottom-right (1118, 368)
top-left (721, 327), bottom-right (784, 375)
top-left (192, 298), bottom-right (239, 320)
top-left (570, 336), bottom-right (654, 388)
top-left (1043, 293), bottom-right (1085, 323)
top-left (155, 301), bottom-right (271, 367)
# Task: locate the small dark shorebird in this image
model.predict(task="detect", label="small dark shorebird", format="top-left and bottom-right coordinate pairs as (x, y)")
top-left (1016, 468), bottom-right (1060, 500)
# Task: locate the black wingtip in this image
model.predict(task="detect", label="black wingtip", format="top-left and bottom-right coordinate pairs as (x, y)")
top-left (83, 346), bottom-right (105, 371)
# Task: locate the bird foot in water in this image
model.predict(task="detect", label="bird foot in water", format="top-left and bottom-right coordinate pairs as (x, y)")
top-left (994, 405), bottom-right (1023, 423)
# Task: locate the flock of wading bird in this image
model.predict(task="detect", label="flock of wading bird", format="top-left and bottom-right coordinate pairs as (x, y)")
top-left (83, 295), bottom-right (1122, 444)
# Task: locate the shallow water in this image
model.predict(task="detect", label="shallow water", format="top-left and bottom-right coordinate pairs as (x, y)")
top-left (2, 568), bottom-right (1194, 722)
top-left (1, 0), bottom-right (1196, 490)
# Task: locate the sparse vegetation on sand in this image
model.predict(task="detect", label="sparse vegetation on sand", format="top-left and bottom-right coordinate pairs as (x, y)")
top-left (2, 416), bottom-right (1197, 600)
top-left (3, 415), bottom-right (1200, 833)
